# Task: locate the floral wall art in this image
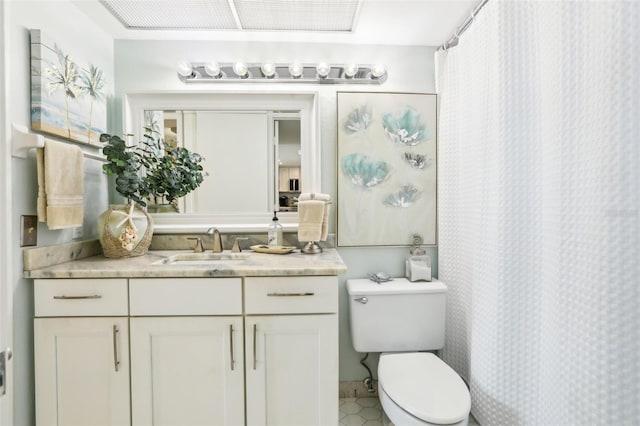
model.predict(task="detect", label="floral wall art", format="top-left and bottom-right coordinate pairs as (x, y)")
top-left (337, 92), bottom-right (437, 246)
top-left (30, 29), bottom-right (107, 145)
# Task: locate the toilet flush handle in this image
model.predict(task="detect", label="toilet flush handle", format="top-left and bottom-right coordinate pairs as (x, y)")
top-left (354, 297), bottom-right (368, 304)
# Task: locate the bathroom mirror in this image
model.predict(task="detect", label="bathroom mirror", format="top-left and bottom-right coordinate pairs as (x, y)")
top-left (124, 92), bottom-right (320, 233)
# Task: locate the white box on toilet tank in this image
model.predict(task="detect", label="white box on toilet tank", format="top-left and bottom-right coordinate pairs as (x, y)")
top-left (347, 278), bottom-right (447, 353)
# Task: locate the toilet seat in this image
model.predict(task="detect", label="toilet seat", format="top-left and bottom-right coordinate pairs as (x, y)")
top-left (378, 352), bottom-right (471, 425)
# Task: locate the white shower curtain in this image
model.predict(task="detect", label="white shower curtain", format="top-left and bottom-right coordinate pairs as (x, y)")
top-left (436, 1), bottom-right (639, 425)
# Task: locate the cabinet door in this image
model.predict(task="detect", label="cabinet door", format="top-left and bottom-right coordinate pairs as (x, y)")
top-left (34, 317), bottom-right (130, 426)
top-left (289, 167), bottom-right (300, 180)
top-left (279, 167), bottom-right (290, 192)
top-left (245, 314), bottom-right (338, 426)
top-left (130, 317), bottom-right (244, 426)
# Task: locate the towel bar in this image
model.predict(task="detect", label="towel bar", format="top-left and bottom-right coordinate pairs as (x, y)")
top-left (12, 123), bottom-right (107, 162)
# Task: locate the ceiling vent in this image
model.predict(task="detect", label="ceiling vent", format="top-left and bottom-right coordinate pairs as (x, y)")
top-left (234, 0), bottom-right (359, 32)
top-left (100, 0), bottom-right (360, 32)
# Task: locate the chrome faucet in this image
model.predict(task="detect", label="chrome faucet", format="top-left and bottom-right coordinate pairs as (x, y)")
top-left (207, 227), bottom-right (223, 253)
top-left (187, 237), bottom-right (205, 253)
top-left (232, 237), bottom-right (249, 253)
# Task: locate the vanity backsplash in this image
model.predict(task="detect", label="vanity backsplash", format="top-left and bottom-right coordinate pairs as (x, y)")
top-left (23, 233), bottom-right (337, 272)
top-left (150, 232), bottom-right (335, 251)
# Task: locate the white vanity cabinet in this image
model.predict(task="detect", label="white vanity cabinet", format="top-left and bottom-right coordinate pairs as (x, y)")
top-left (244, 276), bottom-right (339, 426)
top-left (33, 273), bottom-right (340, 426)
top-left (129, 278), bottom-right (244, 426)
top-left (34, 279), bottom-right (131, 426)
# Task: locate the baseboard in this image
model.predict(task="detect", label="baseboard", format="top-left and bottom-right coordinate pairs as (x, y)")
top-left (339, 380), bottom-right (378, 398)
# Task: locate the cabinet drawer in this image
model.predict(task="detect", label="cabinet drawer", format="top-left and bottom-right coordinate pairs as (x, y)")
top-left (129, 278), bottom-right (242, 315)
top-left (244, 276), bottom-right (338, 314)
top-left (34, 279), bottom-right (128, 317)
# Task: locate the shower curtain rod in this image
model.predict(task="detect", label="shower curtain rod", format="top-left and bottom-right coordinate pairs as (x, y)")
top-left (438, 0), bottom-right (489, 51)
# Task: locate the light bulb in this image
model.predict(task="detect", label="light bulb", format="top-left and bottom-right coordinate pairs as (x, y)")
top-left (233, 62), bottom-right (249, 78)
top-left (261, 62), bottom-right (277, 78)
top-left (316, 62), bottom-right (331, 78)
top-left (177, 61), bottom-right (193, 78)
top-left (288, 62), bottom-right (303, 78)
top-left (204, 62), bottom-right (221, 78)
top-left (370, 63), bottom-right (387, 79)
top-left (344, 63), bottom-right (359, 78)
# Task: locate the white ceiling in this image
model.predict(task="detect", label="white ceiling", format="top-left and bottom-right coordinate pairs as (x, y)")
top-left (72, 0), bottom-right (479, 47)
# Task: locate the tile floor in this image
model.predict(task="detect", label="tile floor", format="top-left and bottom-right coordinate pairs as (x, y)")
top-left (339, 397), bottom-right (480, 426)
top-left (339, 397), bottom-right (384, 426)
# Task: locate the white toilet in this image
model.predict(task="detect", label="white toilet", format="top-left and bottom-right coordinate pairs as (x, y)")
top-left (347, 278), bottom-right (471, 426)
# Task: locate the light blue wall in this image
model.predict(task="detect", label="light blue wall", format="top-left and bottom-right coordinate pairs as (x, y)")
top-left (114, 40), bottom-right (438, 382)
top-left (7, 2), bottom-right (114, 424)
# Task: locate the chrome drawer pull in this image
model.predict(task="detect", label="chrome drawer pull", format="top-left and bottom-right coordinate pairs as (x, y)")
top-left (53, 294), bottom-right (102, 300)
top-left (112, 325), bottom-right (120, 372)
top-left (266, 292), bottom-right (315, 297)
top-left (253, 324), bottom-right (257, 370)
top-left (229, 324), bottom-right (235, 371)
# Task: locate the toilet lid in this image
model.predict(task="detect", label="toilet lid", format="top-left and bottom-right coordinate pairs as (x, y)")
top-left (378, 353), bottom-right (471, 424)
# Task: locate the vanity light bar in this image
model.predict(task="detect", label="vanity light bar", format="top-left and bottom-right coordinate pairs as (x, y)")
top-left (177, 62), bottom-right (387, 84)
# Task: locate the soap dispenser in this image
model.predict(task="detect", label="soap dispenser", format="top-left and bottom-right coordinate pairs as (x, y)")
top-left (405, 234), bottom-right (432, 282)
top-left (268, 211), bottom-right (283, 247)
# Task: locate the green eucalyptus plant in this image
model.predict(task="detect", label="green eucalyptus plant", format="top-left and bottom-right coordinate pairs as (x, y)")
top-left (138, 129), bottom-right (206, 204)
top-left (100, 133), bottom-right (150, 206)
top-left (100, 128), bottom-right (206, 208)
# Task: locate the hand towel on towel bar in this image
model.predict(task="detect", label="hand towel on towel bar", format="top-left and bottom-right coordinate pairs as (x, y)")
top-left (37, 140), bottom-right (84, 229)
top-left (297, 193), bottom-right (331, 242)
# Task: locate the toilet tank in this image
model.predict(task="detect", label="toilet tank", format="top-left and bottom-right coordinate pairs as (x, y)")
top-left (347, 278), bottom-right (447, 352)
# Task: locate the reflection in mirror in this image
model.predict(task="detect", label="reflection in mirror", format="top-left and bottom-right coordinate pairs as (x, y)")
top-left (274, 114), bottom-right (301, 212)
top-left (124, 93), bottom-right (319, 233)
top-left (146, 110), bottom-right (301, 214)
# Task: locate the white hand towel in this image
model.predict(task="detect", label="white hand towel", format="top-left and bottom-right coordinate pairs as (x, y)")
top-left (298, 193), bottom-right (331, 241)
top-left (321, 201), bottom-right (330, 241)
top-left (297, 199), bottom-right (325, 242)
top-left (298, 193), bottom-right (331, 202)
top-left (37, 140), bottom-right (84, 229)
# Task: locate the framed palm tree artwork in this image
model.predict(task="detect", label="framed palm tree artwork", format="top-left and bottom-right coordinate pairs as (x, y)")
top-left (337, 92), bottom-right (438, 247)
top-left (30, 29), bottom-right (107, 145)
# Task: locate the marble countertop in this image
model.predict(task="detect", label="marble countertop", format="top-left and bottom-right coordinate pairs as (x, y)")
top-left (24, 248), bottom-right (347, 279)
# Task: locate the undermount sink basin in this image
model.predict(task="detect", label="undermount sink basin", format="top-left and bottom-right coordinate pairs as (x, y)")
top-left (154, 251), bottom-right (251, 266)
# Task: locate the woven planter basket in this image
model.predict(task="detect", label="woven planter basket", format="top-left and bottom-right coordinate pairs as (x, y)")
top-left (98, 203), bottom-right (153, 258)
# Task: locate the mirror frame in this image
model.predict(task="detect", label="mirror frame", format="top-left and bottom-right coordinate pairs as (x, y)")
top-left (124, 91), bottom-right (320, 233)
